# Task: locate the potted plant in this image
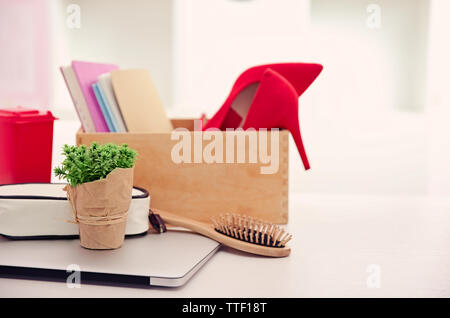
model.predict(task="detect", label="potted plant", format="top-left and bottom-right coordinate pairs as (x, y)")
top-left (54, 142), bottom-right (137, 250)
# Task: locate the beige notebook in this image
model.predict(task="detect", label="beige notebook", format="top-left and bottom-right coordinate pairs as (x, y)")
top-left (111, 69), bottom-right (173, 132)
top-left (60, 66), bottom-right (96, 133)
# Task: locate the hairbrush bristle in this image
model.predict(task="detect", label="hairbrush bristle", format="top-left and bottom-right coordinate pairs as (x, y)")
top-left (211, 213), bottom-right (292, 248)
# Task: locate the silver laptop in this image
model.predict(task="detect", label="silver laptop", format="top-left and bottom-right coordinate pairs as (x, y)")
top-left (0, 230), bottom-right (220, 287)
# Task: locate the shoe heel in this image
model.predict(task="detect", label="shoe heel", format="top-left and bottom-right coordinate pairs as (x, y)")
top-left (286, 119), bottom-right (310, 170)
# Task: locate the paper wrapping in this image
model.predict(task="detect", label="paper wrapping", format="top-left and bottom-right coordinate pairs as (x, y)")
top-left (65, 167), bottom-right (134, 249)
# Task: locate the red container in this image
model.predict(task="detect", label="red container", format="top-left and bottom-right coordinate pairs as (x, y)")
top-left (0, 107), bottom-right (57, 184)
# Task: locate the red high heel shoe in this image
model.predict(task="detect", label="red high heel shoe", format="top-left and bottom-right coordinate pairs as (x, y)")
top-left (203, 63), bottom-right (323, 170)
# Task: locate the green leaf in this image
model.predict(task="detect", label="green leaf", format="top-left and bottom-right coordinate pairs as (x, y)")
top-left (53, 142), bottom-right (138, 186)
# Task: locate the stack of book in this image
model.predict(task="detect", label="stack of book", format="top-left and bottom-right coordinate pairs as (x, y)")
top-left (60, 61), bottom-right (173, 133)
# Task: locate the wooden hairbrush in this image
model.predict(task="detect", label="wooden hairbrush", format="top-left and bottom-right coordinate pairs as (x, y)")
top-left (152, 209), bottom-right (292, 257)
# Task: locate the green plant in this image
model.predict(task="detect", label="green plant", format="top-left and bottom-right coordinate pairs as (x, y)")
top-left (54, 142), bottom-right (137, 186)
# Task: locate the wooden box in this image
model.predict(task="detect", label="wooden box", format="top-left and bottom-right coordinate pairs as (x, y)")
top-left (76, 119), bottom-right (289, 224)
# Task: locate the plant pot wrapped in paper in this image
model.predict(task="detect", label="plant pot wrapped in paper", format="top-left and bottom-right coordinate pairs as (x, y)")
top-left (64, 167), bottom-right (133, 249)
top-left (55, 143), bottom-right (137, 250)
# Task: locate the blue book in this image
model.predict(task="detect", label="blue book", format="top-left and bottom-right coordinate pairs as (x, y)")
top-left (92, 82), bottom-right (118, 132)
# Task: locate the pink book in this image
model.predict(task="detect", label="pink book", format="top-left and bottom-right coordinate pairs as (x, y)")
top-left (71, 61), bottom-right (119, 132)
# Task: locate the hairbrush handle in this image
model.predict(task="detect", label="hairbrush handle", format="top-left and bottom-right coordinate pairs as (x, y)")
top-left (153, 209), bottom-right (291, 258)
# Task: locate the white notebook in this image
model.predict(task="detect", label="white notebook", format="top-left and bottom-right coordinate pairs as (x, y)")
top-left (97, 73), bottom-right (128, 132)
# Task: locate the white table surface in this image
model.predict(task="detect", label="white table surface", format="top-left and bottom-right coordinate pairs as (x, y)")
top-left (1, 120), bottom-right (449, 297)
top-left (1, 193), bottom-right (450, 297)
